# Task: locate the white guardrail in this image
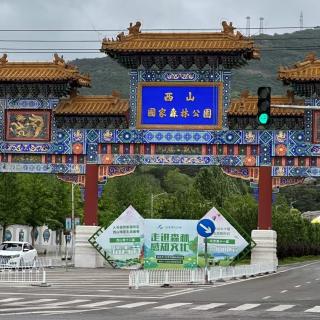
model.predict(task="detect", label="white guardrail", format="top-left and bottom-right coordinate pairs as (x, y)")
top-left (0, 258), bottom-right (62, 286)
top-left (0, 265), bottom-right (46, 286)
top-left (129, 263), bottom-right (277, 289)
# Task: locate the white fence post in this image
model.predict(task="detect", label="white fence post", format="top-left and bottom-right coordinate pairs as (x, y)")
top-left (135, 272), bottom-right (140, 289)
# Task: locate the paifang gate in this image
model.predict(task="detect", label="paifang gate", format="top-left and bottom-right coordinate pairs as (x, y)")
top-left (0, 22), bottom-right (319, 263)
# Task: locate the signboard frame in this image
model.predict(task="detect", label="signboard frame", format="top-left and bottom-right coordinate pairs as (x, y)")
top-left (136, 81), bottom-right (223, 130)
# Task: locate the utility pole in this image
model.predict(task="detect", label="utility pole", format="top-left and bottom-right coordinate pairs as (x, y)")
top-left (259, 17), bottom-right (264, 35)
top-left (300, 11), bottom-right (303, 30)
top-left (246, 16), bottom-right (251, 37)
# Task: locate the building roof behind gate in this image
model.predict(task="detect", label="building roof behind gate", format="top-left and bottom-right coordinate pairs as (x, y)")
top-left (278, 52), bottom-right (320, 83)
top-left (55, 92), bottom-right (129, 116)
top-left (229, 90), bottom-right (304, 116)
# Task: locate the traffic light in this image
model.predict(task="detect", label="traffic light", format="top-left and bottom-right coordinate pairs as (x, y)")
top-left (257, 87), bottom-right (271, 126)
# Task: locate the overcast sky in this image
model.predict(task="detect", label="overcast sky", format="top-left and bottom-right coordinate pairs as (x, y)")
top-left (0, 0), bottom-right (319, 61)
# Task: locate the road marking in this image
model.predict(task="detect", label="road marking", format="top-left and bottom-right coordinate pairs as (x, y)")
top-left (192, 303), bottom-right (226, 310)
top-left (3, 299), bottom-right (56, 306)
top-left (43, 299), bottom-right (90, 306)
top-left (0, 306), bottom-right (64, 313)
top-left (154, 303), bottom-right (192, 309)
top-left (78, 300), bottom-right (121, 308)
top-left (294, 285), bottom-right (301, 288)
top-left (163, 288), bottom-right (195, 295)
top-left (266, 304), bottom-right (295, 312)
top-left (306, 281), bottom-right (311, 284)
top-left (316, 278), bottom-right (320, 281)
top-left (0, 292), bottom-right (161, 299)
top-left (0, 298), bottom-right (23, 303)
top-left (43, 309), bottom-right (109, 316)
top-left (262, 296), bottom-right (271, 300)
top-left (305, 306), bottom-right (320, 313)
top-left (161, 289), bottom-right (203, 298)
top-left (229, 303), bottom-right (260, 311)
top-left (281, 290), bottom-right (288, 293)
top-left (116, 302), bottom-right (157, 308)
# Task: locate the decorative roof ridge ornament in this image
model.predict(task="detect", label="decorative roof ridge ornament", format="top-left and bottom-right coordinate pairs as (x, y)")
top-left (239, 90), bottom-right (250, 110)
top-left (116, 31), bottom-right (125, 41)
top-left (304, 52), bottom-right (317, 63)
top-left (114, 21), bottom-right (142, 42)
top-left (286, 90), bottom-right (295, 104)
top-left (127, 21), bottom-right (141, 35)
top-left (240, 89), bottom-right (250, 99)
top-left (221, 21), bottom-right (244, 40)
top-left (111, 90), bottom-right (121, 98)
top-left (292, 52), bottom-right (318, 68)
top-left (0, 53), bottom-right (8, 65)
top-left (53, 53), bottom-right (65, 66)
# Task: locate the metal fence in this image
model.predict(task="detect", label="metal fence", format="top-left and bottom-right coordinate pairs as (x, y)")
top-left (0, 258), bottom-right (53, 286)
top-left (128, 263), bottom-right (277, 289)
top-left (0, 265), bottom-right (47, 286)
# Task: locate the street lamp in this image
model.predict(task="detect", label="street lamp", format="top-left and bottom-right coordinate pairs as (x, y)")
top-left (150, 192), bottom-right (167, 218)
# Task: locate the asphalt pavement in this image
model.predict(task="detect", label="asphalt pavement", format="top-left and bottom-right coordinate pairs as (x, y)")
top-left (0, 260), bottom-right (319, 319)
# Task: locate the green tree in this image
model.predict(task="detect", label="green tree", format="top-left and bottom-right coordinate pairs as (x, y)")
top-left (194, 167), bottom-right (245, 207)
top-left (223, 193), bottom-right (258, 235)
top-left (19, 174), bottom-right (56, 245)
top-left (0, 173), bottom-right (23, 240)
top-left (99, 170), bottom-right (163, 225)
top-left (163, 168), bottom-right (193, 194)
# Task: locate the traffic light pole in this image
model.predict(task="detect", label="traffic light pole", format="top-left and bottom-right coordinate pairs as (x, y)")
top-left (258, 166), bottom-right (272, 229)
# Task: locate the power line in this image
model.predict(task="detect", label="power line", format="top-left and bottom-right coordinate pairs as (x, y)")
top-left (0, 51), bottom-right (102, 53)
top-left (0, 26), bottom-right (318, 32)
top-left (0, 48), bottom-right (98, 50)
top-left (2, 36), bottom-right (320, 43)
top-left (0, 40), bottom-right (100, 43)
top-left (254, 36), bottom-right (320, 41)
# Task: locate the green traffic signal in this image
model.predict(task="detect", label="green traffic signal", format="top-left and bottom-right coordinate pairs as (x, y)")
top-left (258, 113), bottom-right (269, 125)
top-left (257, 87), bottom-right (271, 127)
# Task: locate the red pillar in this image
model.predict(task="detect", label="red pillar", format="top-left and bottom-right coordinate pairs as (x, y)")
top-left (84, 164), bottom-right (98, 226)
top-left (258, 166), bottom-right (272, 230)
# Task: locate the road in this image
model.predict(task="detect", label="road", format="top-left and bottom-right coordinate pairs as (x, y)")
top-left (0, 260), bottom-right (319, 319)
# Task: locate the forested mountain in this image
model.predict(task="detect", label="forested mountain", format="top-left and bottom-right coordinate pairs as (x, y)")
top-left (71, 28), bottom-right (320, 97)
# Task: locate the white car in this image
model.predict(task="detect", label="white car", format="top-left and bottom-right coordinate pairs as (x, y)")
top-left (0, 241), bottom-right (38, 267)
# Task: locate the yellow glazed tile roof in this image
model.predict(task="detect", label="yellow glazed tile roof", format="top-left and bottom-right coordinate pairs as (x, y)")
top-left (278, 52), bottom-right (320, 82)
top-left (0, 53), bottom-right (90, 87)
top-left (55, 92), bottom-right (129, 116)
top-left (101, 21), bottom-right (260, 59)
top-left (229, 90), bottom-right (304, 116)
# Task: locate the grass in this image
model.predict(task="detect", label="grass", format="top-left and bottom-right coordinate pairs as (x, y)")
top-left (233, 255), bottom-right (320, 266)
top-left (278, 255), bottom-right (320, 265)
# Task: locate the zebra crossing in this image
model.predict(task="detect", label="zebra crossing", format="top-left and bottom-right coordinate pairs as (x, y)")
top-left (0, 297), bottom-right (319, 316)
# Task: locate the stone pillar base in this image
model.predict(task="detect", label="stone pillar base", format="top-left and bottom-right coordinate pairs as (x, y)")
top-left (251, 229), bottom-right (278, 268)
top-left (74, 225), bottom-right (104, 268)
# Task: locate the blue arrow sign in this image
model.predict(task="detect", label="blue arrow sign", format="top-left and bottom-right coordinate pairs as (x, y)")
top-left (197, 219), bottom-right (216, 238)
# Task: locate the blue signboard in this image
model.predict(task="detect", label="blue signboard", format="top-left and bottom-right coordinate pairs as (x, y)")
top-left (197, 219), bottom-right (216, 238)
top-left (137, 82), bottom-right (222, 130)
